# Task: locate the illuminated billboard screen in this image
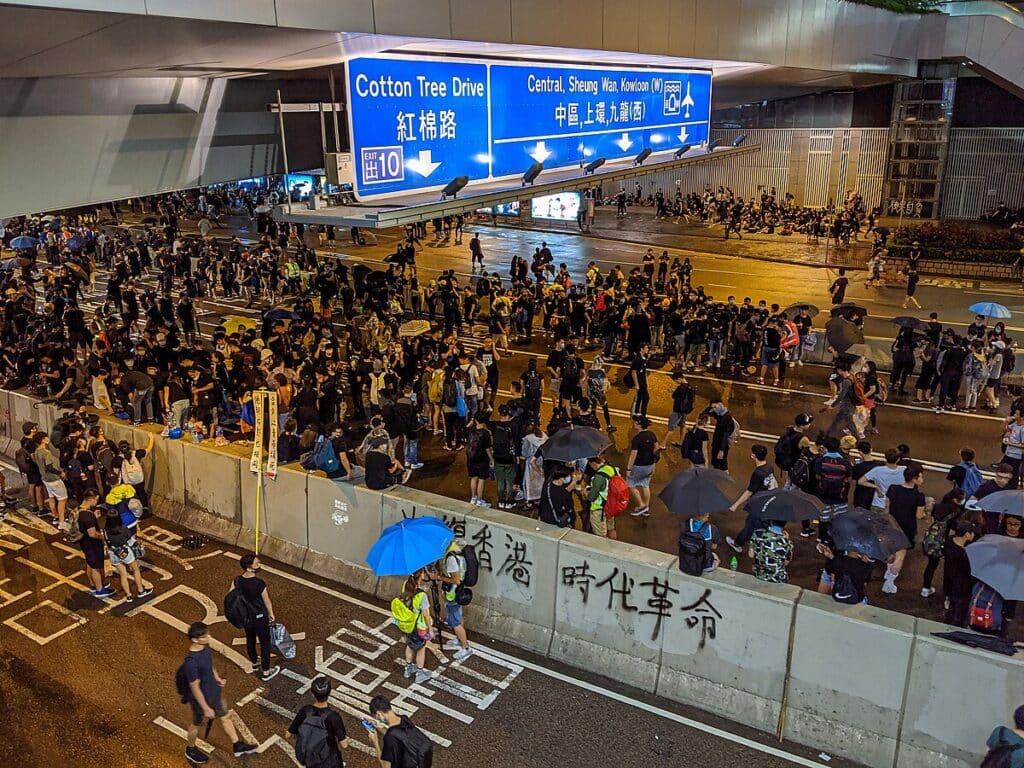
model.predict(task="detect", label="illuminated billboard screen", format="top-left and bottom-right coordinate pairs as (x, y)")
top-left (531, 193), bottom-right (580, 221)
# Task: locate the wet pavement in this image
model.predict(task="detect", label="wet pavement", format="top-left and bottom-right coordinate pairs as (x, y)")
top-left (0, 509), bottom-right (859, 768)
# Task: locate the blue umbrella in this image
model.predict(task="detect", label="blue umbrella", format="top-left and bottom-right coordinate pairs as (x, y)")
top-left (366, 517), bottom-right (454, 577)
top-left (10, 236), bottom-right (37, 249)
top-left (966, 535), bottom-right (1024, 600)
top-left (968, 302), bottom-right (1011, 319)
top-left (66, 236), bottom-right (84, 251)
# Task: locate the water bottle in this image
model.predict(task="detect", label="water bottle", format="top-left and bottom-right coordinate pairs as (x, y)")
top-left (729, 556), bottom-right (739, 571)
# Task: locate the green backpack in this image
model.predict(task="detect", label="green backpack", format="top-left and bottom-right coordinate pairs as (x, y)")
top-left (922, 518), bottom-right (950, 558)
top-left (391, 592), bottom-right (424, 634)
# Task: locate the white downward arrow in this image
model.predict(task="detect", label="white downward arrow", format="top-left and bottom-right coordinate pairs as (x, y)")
top-left (677, 126), bottom-right (689, 144)
top-left (615, 133), bottom-right (632, 151)
top-left (529, 141), bottom-right (552, 163)
top-left (407, 150), bottom-right (442, 178)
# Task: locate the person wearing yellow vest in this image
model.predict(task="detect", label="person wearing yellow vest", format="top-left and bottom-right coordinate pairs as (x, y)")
top-left (435, 542), bottom-right (473, 661)
top-left (586, 456), bottom-right (618, 540)
top-left (390, 569), bottom-right (435, 685)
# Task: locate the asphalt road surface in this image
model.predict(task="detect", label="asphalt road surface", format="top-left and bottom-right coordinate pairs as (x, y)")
top-left (0, 508), bottom-right (858, 768)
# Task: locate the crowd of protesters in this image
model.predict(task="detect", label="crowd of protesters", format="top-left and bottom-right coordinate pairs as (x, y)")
top-left (0, 186), bottom-right (1019, 639)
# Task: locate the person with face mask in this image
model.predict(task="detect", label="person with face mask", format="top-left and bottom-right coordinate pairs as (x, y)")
top-left (234, 554), bottom-right (280, 681)
top-left (707, 398), bottom-right (736, 471)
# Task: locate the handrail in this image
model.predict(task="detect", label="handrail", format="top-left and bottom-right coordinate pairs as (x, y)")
top-left (937, 0), bottom-right (1024, 28)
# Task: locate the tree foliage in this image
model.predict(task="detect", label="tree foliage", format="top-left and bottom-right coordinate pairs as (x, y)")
top-left (841, 0), bottom-right (940, 14)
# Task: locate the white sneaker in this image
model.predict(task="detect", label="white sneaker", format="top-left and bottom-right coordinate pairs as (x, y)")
top-left (725, 536), bottom-right (743, 553)
top-left (920, 587), bottom-right (935, 598)
top-left (443, 638), bottom-right (462, 650)
top-left (881, 579), bottom-right (898, 595)
top-left (470, 497), bottom-right (478, 505)
top-left (403, 663), bottom-right (416, 679)
top-left (475, 499), bottom-right (491, 508)
top-left (453, 647), bottom-right (473, 661)
top-left (413, 668), bottom-right (433, 685)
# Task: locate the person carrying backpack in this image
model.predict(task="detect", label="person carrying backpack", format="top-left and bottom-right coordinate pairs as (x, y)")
top-left (464, 413), bottom-right (493, 508)
top-left (946, 447), bottom-right (984, 498)
top-left (231, 554), bottom-right (280, 682)
top-left (678, 510), bottom-right (719, 576)
top-left (585, 456), bottom-right (626, 540)
top-left (288, 676), bottom-right (349, 768)
top-left (390, 570), bottom-right (434, 685)
top-left (366, 696), bottom-right (434, 768)
top-left (491, 405), bottom-right (518, 510)
top-left (774, 413), bottom-right (814, 480)
top-left (920, 488), bottom-right (965, 598)
top-left (437, 541), bottom-right (474, 662)
top-left (811, 436), bottom-right (852, 543)
top-left (982, 705), bottom-right (1024, 768)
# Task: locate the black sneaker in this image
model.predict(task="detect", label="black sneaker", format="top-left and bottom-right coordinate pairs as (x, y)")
top-left (233, 741), bottom-right (259, 757)
top-left (185, 746), bottom-right (210, 765)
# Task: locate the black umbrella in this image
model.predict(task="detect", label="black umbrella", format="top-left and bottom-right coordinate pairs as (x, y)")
top-left (830, 508), bottom-right (910, 562)
top-left (264, 308), bottom-right (300, 322)
top-left (538, 425), bottom-right (611, 462)
top-left (824, 316), bottom-right (864, 353)
top-left (973, 490), bottom-right (1024, 518)
top-left (744, 488), bottom-right (825, 522)
top-left (659, 467), bottom-right (743, 516)
top-left (891, 316), bottom-right (929, 330)
top-left (830, 302), bottom-right (868, 319)
top-left (783, 302), bottom-right (820, 319)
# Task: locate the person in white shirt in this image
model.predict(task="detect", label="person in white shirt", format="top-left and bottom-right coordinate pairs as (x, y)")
top-left (858, 447), bottom-right (906, 511)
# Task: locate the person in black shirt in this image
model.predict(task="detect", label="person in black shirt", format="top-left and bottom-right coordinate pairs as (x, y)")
top-left (235, 554), bottom-right (280, 681)
top-left (726, 444), bottom-right (778, 552)
top-left (367, 696), bottom-right (433, 768)
top-left (943, 520), bottom-right (980, 627)
top-left (829, 269), bottom-right (849, 305)
top-left (882, 466), bottom-right (926, 595)
top-left (630, 343), bottom-right (650, 418)
top-left (288, 676), bottom-right (349, 768)
top-left (707, 399), bottom-right (736, 471)
top-left (539, 467), bottom-right (577, 528)
top-left (365, 443), bottom-right (410, 491)
top-left (627, 415), bottom-right (661, 517)
top-left (759, 322), bottom-right (782, 386)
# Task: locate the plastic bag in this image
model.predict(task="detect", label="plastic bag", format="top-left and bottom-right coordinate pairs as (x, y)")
top-left (271, 622), bottom-right (296, 659)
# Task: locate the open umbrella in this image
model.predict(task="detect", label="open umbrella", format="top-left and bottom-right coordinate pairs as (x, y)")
top-left (968, 302), bottom-right (1011, 320)
top-left (538, 425), bottom-right (611, 462)
top-left (744, 488), bottom-right (825, 522)
top-left (891, 316), bottom-right (929, 330)
top-left (398, 319), bottom-right (431, 338)
top-left (366, 517), bottom-right (454, 577)
top-left (10, 235), bottom-right (37, 249)
top-left (830, 302), bottom-right (868, 319)
top-left (659, 467), bottom-right (742, 516)
top-left (1, 257), bottom-right (19, 271)
top-left (974, 490), bottom-right (1024, 518)
top-left (783, 302), bottom-right (819, 319)
top-left (830, 508), bottom-right (909, 562)
top-left (966, 535), bottom-right (1024, 600)
top-left (65, 236), bottom-right (85, 251)
top-left (824, 316), bottom-right (864, 353)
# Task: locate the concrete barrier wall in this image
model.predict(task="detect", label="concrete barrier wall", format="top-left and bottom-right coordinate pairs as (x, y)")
top-left (0, 388), bottom-right (13, 459)
top-left (784, 593), bottom-right (917, 768)
top-left (14, 402), bottom-right (1014, 768)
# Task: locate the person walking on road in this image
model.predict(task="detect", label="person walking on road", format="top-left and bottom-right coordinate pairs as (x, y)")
top-left (366, 696), bottom-right (434, 768)
top-left (726, 445), bottom-right (778, 553)
top-left (288, 676), bottom-right (349, 768)
top-left (180, 621), bottom-right (258, 765)
top-left (102, 507), bottom-right (152, 603)
top-left (829, 268), bottom-right (849, 305)
top-left (393, 570), bottom-right (435, 685)
top-left (901, 263), bottom-right (921, 309)
top-left (629, 343), bottom-right (651, 418)
top-left (235, 554), bottom-right (280, 682)
top-left (469, 233), bottom-right (484, 271)
top-left (707, 399), bottom-right (736, 471)
top-left (627, 415), bottom-right (661, 518)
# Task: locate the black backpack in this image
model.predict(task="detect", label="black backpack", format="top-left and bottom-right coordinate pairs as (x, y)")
top-left (14, 447), bottom-right (33, 475)
top-left (392, 718), bottom-right (434, 768)
top-left (492, 424), bottom-right (515, 463)
top-left (523, 371), bottom-right (542, 400)
top-left (980, 744), bottom-right (1020, 768)
top-left (174, 662), bottom-right (191, 704)
top-left (460, 544), bottom-right (479, 587)
top-left (223, 578), bottom-right (257, 629)
top-left (678, 522), bottom-right (709, 576)
top-left (561, 355), bottom-right (580, 380)
top-left (294, 710), bottom-right (333, 768)
top-left (442, 376), bottom-right (458, 408)
top-left (466, 428), bottom-right (487, 462)
top-left (832, 570), bottom-right (862, 604)
top-left (773, 428), bottom-right (801, 472)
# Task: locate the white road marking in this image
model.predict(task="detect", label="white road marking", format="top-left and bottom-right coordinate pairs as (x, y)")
top-left (152, 716), bottom-right (214, 753)
top-left (239, 553), bottom-right (831, 767)
top-left (3, 599), bottom-right (87, 645)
